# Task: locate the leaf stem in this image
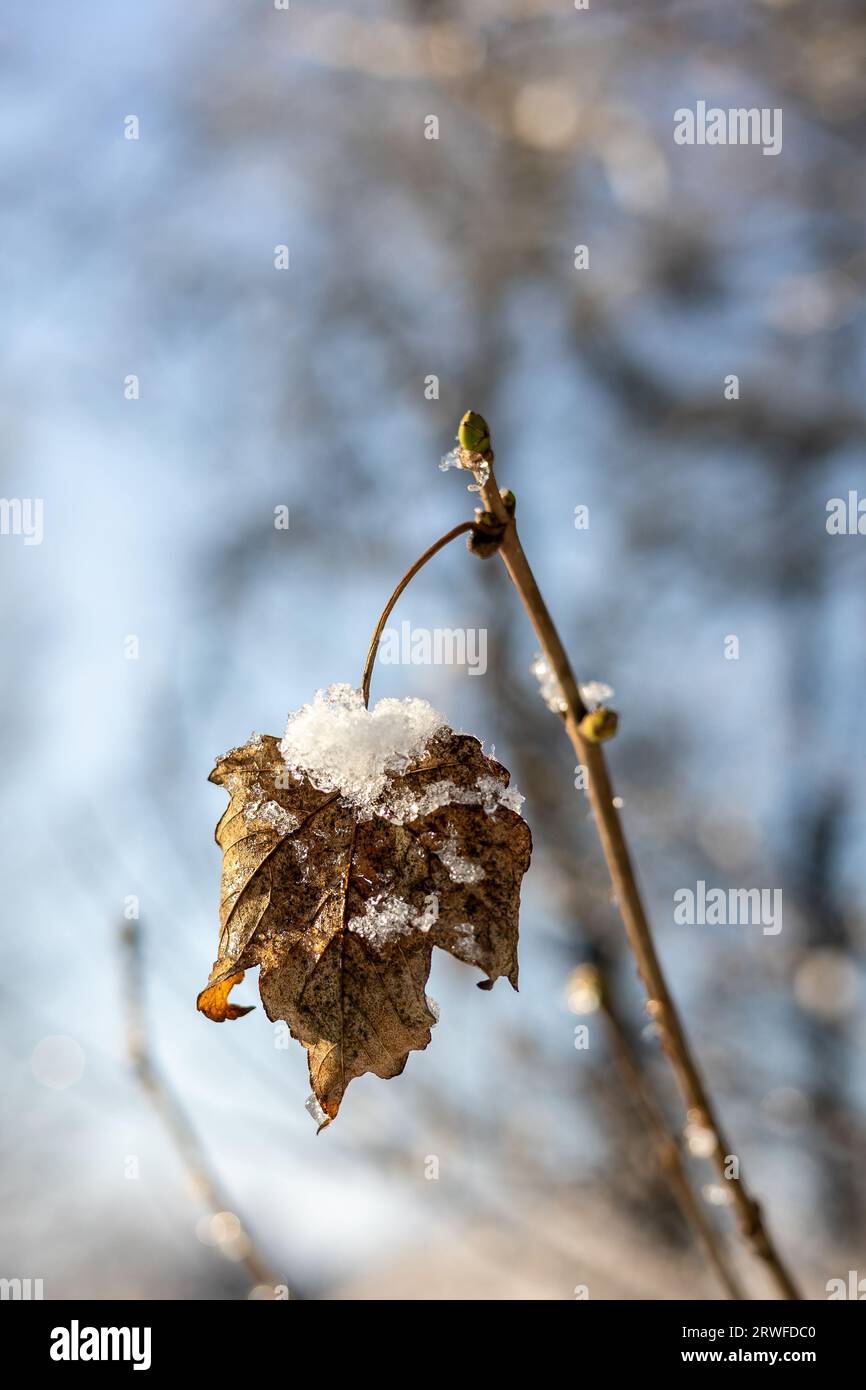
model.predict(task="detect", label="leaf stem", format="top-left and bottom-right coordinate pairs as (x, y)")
top-left (475, 452), bottom-right (801, 1301)
top-left (361, 520), bottom-right (478, 707)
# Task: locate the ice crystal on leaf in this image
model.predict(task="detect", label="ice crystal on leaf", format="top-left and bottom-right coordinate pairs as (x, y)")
top-left (348, 892), bottom-right (440, 947)
top-left (435, 833), bottom-right (485, 885)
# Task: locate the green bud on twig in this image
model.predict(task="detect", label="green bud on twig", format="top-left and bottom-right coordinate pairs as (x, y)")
top-left (578, 707), bottom-right (619, 743)
top-left (458, 410), bottom-right (492, 456)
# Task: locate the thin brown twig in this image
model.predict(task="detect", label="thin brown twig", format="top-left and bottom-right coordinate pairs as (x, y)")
top-left (474, 444), bottom-right (801, 1300)
top-left (363, 489), bottom-right (746, 1298)
top-left (487, 623), bottom-right (746, 1295)
top-left (120, 919), bottom-right (297, 1298)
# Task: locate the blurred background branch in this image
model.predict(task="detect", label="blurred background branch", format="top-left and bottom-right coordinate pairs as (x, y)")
top-left (120, 919), bottom-right (299, 1299)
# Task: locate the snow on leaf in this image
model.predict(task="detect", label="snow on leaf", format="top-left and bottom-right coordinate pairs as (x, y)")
top-left (279, 683), bottom-right (446, 815)
top-left (197, 694), bottom-right (532, 1126)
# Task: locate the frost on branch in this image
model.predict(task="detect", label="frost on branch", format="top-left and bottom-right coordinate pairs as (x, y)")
top-left (530, 653), bottom-right (614, 716)
top-left (198, 685), bottom-right (532, 1126)
top-left (530, 653), bottom-right (568, 715)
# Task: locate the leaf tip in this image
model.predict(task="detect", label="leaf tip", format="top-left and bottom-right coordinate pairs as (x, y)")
top-left (305, 1090), bottom-right (337, 1132)
top-left (197, 970), bottom-right (255, 1022)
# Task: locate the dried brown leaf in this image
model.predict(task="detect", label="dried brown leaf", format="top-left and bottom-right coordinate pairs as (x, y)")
top-left (197, 726), bottom-right (531, 1125)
